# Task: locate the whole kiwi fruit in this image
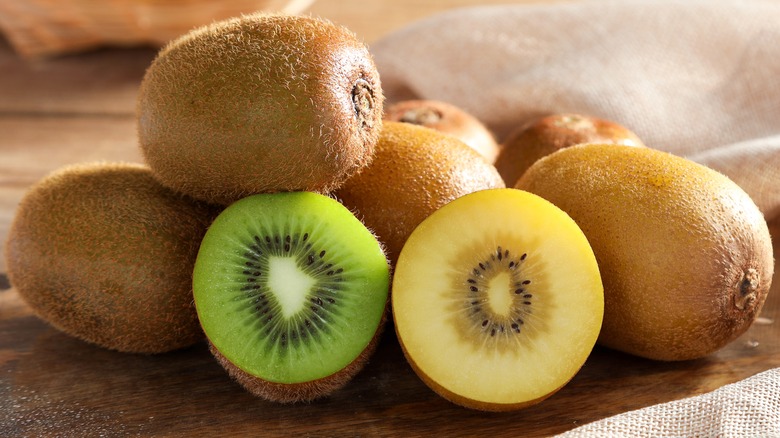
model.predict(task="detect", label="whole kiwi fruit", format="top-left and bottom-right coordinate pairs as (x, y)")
top-left (335, 121), bottom-right (505, 266)
top-left (384, 99), bottom-right (501, 163)
top-left (4, 162), bottom-right (218, 353)
top-left (495, 113), bottom-right (644, 187)
top-left (137, 13), bottom-right (384, 205)
top-left (516, 144), bottom-right (774, 361)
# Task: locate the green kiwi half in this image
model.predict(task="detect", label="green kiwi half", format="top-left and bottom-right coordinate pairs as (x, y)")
top-left (192, 191), bottom-right (390, 402)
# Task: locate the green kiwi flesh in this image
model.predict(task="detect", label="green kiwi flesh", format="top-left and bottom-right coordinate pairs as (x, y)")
top-left (192, 191), bottom-right (390, 402)
top-left (137, 13), bottom-right (384, 205)
top-left (4, 162), bottom-right (218, 354)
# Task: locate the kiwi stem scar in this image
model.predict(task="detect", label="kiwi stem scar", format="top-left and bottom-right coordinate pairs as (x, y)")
top-left (735, 268), bottom-right (760, 310)
top-left (399, 107), bottom-right (443, 125)
top-left (352, 78), bottom-right (374, 129)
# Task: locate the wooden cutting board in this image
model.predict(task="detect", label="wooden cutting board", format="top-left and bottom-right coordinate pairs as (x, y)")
top-left (1, 24), bottom-right (779, 436)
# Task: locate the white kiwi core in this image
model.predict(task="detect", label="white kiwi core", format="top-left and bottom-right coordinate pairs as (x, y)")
top-left (486, 271), bottom-right (513, 317)
top-left (267, 256), bottom-right (317, 318)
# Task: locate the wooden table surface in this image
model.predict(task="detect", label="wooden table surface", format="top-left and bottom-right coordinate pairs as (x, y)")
top-left (2, 1), bottom-right (779, 436)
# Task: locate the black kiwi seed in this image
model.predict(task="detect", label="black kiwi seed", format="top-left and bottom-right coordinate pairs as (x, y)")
top-left (461, 246), bottom-right (535, 342)
top-left (233, 230), bottom-right (350, 353)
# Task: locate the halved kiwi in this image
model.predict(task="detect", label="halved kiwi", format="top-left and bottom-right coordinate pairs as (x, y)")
top-left (392, 188), bottom-right (603, 411)
top-left (192, 191), bottom-right (390, 403)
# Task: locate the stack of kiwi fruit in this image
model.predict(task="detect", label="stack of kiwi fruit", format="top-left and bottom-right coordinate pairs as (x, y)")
top-left (4, 12), bottom-right (774, 412)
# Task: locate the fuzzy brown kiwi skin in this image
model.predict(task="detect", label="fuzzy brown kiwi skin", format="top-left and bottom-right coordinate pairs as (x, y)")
top-left (4, 162), bottom-right (220, 354)
top-left (496, 113), bottom-right (644, 187)
top-left (137, 13), bottom-right (384, 205)
top-left (334, 122), bottom-right (505, 266)
top-left (384, 99), bottom-right (501, 163)
top-left (210, 309), bottom-right (388, 403)
top-left (516, 144), bottom-right (774, 361)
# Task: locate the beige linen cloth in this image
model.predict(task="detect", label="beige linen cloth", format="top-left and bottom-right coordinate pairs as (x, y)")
top-left (371, 0), bottom-right (780, 220)
top-left (370, 0), bottom-right (780, 436)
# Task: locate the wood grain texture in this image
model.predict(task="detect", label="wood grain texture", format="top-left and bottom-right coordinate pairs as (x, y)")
top-left (1, 267), bottom-right (779, 437)
top-left (1, 1), bottom-right (779, 435)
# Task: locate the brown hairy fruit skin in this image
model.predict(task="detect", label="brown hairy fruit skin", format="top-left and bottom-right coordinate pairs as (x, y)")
top-left (334, 122), bottom-right (505, 266)
top-left (384, 99), bottom-right (501, 163)
top-left (209, 312), bottom-right (386, 403)
top-left (4, 162), bottom-right (219, 354)
top-left (496, 113), bottom-right (644, 187)
top-left (516, 144), bottom-right (774, 361)
top-left (137, 13), bottom-right (384, 205)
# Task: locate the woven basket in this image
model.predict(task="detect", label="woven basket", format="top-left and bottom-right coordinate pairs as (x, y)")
top-left (0, 0), bottom-right (315, 58)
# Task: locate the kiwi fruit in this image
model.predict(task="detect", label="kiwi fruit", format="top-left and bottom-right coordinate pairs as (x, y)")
top-left (4, 162), bottom-right (218, 354)
top-left (517, 143), bottom-right (774, 361)
top-left (384, 99), bottom-right (501, 163)
top-left (137, 13), bottom-right (384, 205)
top-left (392, 188), bottom-right (603, 411)
top-left (495, 113), bottom-right (644, 187)
top-left (192, 191), bottom-right (390, 403)
top-left (334, 121), bottom-right (505, 266)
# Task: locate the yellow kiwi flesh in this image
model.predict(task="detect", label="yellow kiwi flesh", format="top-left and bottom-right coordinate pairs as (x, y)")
top-left (392, 188), bottom-right (603, 411)
top-left (495, 113), bottom-right (644, 187)
top-left (137, 13), bottom-right (384, 205)
top-left (335, 121), bottom-right (505, 265)
top-left (4, 162), bottom-right (218, 353)
top-left (517, 144), bottom-right (774, 361)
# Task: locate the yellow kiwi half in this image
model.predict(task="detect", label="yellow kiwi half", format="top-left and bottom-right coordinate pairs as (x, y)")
top-left (392, 188), bottom-right (603, 411)
top-left (517, 144), bottom-right (774, 361)
top-left (4, 162), bottom-right (219, 353)
top-left (137, 13), bottom-right (384, 205)
top-left (334, 121), bottom-right (505, 266)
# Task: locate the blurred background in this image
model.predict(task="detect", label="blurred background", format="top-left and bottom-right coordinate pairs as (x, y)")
top-left (0, 0), bottom-right (557, 56)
